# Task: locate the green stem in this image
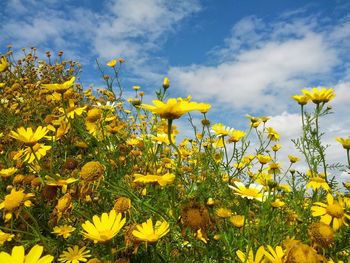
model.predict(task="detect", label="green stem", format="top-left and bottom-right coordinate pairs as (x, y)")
top-left (167, 120), bottom-right (181, 166)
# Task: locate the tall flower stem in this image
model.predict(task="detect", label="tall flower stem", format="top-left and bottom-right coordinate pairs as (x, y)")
top-left (167, 120), bottom-right (181, 166)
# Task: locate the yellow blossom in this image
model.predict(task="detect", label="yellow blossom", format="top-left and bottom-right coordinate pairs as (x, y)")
top-left (141, 98), bottom-right (206, 120)
top-left (0, 245), bottom-right (54, 262)
top-left (0, 230), bottom-right (14, 245)
top-left (10, 126), bottom-right (49, 146)
top-left (336, 137), bottom-right (350, 150)
top-left (0, 189), bottom-right (34, 222)
top-left (0, 167), bottom-right (18, 178)
top-left (132, 218), bottom-right (169, 244)
top-left (236, 246), bottom-right (265, 263)
top-left (229, 182), bottom-right (266, 202)
top-left (52, 225), bottom-right (76, 239)
top-left (302, 87), bottom-right (335, 104)
top-left (0, 56), bottom-right (9, 72)
top-left (81, 210), bottom-right (126, 243)
top-left (292, 94), bottom-right (309, 105)
top-left (107, 59), bottom-right (117, 67)
top-left (59, 246), bottom-right (91, 263)
top-left (42, 76), bottom-right (76, 93)
top-left (311, 193), bottom-right (350, 230)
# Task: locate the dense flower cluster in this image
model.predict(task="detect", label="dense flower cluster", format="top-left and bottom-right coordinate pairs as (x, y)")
top-left (0, 47), bottom-right (348, 262)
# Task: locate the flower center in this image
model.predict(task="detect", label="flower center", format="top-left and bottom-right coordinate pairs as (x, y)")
top-left (327, 202), bottom-right (344, 218)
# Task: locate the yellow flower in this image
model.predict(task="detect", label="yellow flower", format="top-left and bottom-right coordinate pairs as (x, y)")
top-left (229, 215), bottom-right (245, 228)
top-left (0, 189), bottom-right (34, 222)
top-left (236, 246), bottom-right (265, 263)
top-left (215, 208), bottom-right (232, 218)
top-left (45, 175), bottom-right (78, 193)
top-left (0, 245), bottom-right (53, 262)
top-left (271, 144), bottom-right (281, 152)
top-left (211, 123), bottom-right (235, 137)
top-left (264, 245), bottom-right (284, 263)
top-left (52, 225), bottom-right (76, 239)
top-left (10, 126), bottom-right (49, 146)
top-left (196, 103), bottom-right (211, 114)
top-left (82, 210), bottom-right (126, 243)
top-left (0, 230), bottom-right (14, 245)
top-left (306, 176), bottom-right (330, 191)
top-left (132, 218), bottom-right (169, 243)
top-left (256, 154), bottom-right (272, 165)
top-left (311, 194), bottom-right (350, 230)
top-left (141, 98), bottom-right (205, 120)
top-left (0, 56), bottom-right (9, 72)
top-left (14, 143), bottom-right (52, 164)
top-left (228, 130), bottom-right (246, 143)
top-left (107, 59), bottom-right (117, 67)
top-left (302, 87), bottom-right (335, 104)
top-left (42, 76), bottom-right (76, 93)
top-left (292, 94), bottom-right (309, 105)
top-left (336, 137), bottom-right (350, 150)
top-left (271, 199), bottom-right (285, 208)
top-left (133, 173), bottom-right (175, 186)
top-left (228, 182), bottom-right (266, 202)
top-left (58, 246), bottom-right (91, 263)
top-left (0, 167), bottom-right (18, 178)
top-left (266, 127), bottom-right (280, 141)
top-left (288, 155), bottom-right (300, 163)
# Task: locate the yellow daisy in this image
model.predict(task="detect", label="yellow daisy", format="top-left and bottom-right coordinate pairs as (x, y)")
top-left (236, 246), bottom-right (265, 263)
top-left (42, 76), bottom-right (76, 93)
top-left (0, 245), bottom-right (53, 262)
top-left (264, 245), bottom-right (284, 263)
top-left (311, 193), bottom-right (350, 230)
top-left (58, 246), bottom-right (90, 263)
top-left (228, 182), bottom-right (266, 202)
top-left (132, 218), bottom-right (169, 243)
top-left (302, 87), bottom-right (335, 104)
top-left (336, 137), bottom-right (350, 150)
top-left (10, 126), bottom-right (49, 146)
top-left (52, 225), bottom-right (76, 239)
top-left (141, 97), bottom-right (205, 120)
top-left (81, 210), bottom-right (126, 243)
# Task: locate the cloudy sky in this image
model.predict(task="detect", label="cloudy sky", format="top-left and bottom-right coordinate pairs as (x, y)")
top-left (1, 0), bottom-right (350, 180)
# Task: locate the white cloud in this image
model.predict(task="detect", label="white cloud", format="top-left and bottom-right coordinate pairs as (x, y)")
top-left (170, 32), bottom-right (337, 113)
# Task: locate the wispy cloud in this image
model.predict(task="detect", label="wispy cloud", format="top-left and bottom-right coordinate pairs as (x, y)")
top-left (1, 0), bottom-right (201, 82)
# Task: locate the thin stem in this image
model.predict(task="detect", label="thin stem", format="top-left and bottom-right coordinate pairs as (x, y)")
top-left (167, 120), bottom-right (181, 166)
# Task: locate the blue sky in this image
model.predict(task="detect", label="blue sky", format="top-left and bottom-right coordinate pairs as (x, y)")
top-left (1, 0), bottom-right (350, 179)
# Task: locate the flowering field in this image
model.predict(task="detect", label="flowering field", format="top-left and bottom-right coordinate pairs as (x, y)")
top-left (0, 47), bottom-right (349, 262)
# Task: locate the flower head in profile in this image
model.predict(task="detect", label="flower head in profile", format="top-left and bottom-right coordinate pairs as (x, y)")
top-left (141, 98), bottom-right (205, 120)
top-left (302, 87), bottom-right (335, 104)
top-left (292, 94), bottom-right (309, 105)
top-left (42, 76), bottom-right (76, 93)
top-left (82, 210), bottom-right (126, 243)
top-left (0, 245), bottom-right (53, 263)
top-left (0, 56), bottom-right (9, 72)
top-left (228, 182), bottom-right (266, 202)
top-left (58, 246), bottom-right (90, 263)
top-left (266, 127), bottom-right (280, 141)
top-left (132, 218), bottom-right (170, 244)
top-left (107, 59), bottom-right (117, 67)
top-left (211, 123), bottom-right (235, 137)
top-left (336, 137), bottom-right (350, 150)
top-left (10, 126), bottom-right (49, 146)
